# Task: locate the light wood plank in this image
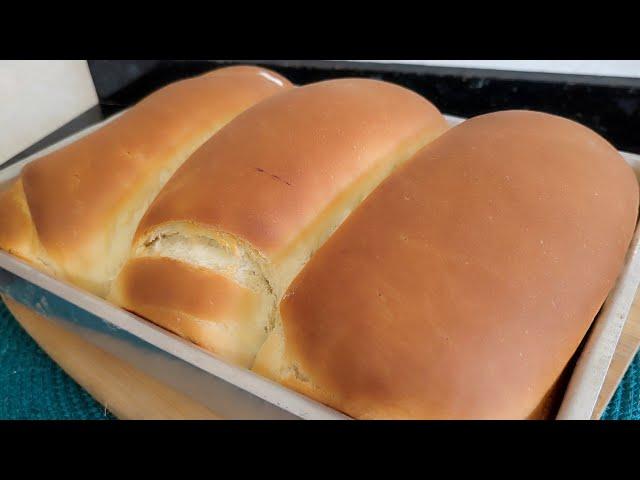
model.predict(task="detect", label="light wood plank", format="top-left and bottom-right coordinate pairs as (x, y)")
top-left (593, 294), bottom-right (640, 418)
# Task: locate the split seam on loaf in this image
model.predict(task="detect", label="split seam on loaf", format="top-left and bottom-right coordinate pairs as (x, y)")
top-left (0, 65), bottom-right (293, 297)
top-left (256, 110), bottom-right (639, 419)
top-left (110, 77), bottom-right (449, 368)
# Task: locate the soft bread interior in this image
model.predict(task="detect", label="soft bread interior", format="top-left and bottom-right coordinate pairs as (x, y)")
top-left (0, 179), bottom-right (37, 261)
top-left (110, 256), bottom-right (271, 366)
top-left (135, 224), bottom-right (272, 296)
top-left (0, 178), bottom-right (55, 276)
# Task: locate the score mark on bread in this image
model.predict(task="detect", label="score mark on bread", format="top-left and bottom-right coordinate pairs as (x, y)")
top-left (110, 77), bottom-right (448, 368)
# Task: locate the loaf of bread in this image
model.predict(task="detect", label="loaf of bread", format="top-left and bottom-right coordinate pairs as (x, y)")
top-left (253, 110), bottom-right (639, 419)
top-left (2, 66), bottom-right (636, 419)
top-left (0, 65), bottom-right (292, 296)
top-left (109, 78), bottom-right (448, 367)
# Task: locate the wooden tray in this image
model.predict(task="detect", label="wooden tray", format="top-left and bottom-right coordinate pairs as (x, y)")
top-left (592, 293), bottom-right (640, 418)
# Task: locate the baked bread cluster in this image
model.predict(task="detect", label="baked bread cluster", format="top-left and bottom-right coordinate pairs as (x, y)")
top-left (1, 65), bottom-right (637, 419)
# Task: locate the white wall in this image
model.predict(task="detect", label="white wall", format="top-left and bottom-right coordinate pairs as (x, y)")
top-left (353, 60), bottom-right (640, 78)
top-left (0, 60), bottom-right (98, 164)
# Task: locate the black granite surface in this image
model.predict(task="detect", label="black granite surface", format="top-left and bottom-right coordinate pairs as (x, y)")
top-left (88, 60), bottom-right (640, 154)
top-left (4, 60), bottom-right (639, 171)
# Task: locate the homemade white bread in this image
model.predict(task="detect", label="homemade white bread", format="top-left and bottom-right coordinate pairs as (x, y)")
top-left (253, 110), bottom-right (639, 419)
top-left (109, 78), bottom-right (448, 367)
top-left (0, 65), bottom-right (292, 296)
top-left (3, 68), bottom-right (635, 420)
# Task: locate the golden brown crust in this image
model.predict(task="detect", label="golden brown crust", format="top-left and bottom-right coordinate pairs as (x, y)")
top-left (135, 78), bottom-right (448, 257)
top-left (110, 257), bottom-right (264, 366)
top-left (270, 110), bottom-right (639, 419)
top-left (11, 65), bottom-right (292, 295)
top-left (0, 179), bottom-right (32, 257)
top-left (116, 78), bottom-right (447, 366)
top-left (0, 178), bottom-right (47, 271)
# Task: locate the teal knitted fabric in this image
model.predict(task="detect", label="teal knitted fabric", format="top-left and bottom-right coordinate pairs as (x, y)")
top-left (601, 351), bottom-right (640, 419)
top-left (1, 296), bottom-right (638, 419)
top-left (0, 298), bottom-right (114, 420)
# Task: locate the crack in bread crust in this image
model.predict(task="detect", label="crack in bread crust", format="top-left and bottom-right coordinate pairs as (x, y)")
top-left (112, 78), bottom-right (450, 371)
top-left (132, 223), bottom-right (279, 334)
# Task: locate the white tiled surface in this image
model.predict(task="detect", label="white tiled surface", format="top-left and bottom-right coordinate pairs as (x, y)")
top-left (0, 60), bottom-right (98, 165)
top-left (353, 60), bottom-right (640, 78)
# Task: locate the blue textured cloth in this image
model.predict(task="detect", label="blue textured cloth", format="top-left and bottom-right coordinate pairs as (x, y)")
top-left (601, 351), bottom-right (640, 419)
top-left (0, 298), bottom-right (114, 420)
top-left (0, 297), bottom-right (638, 419)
